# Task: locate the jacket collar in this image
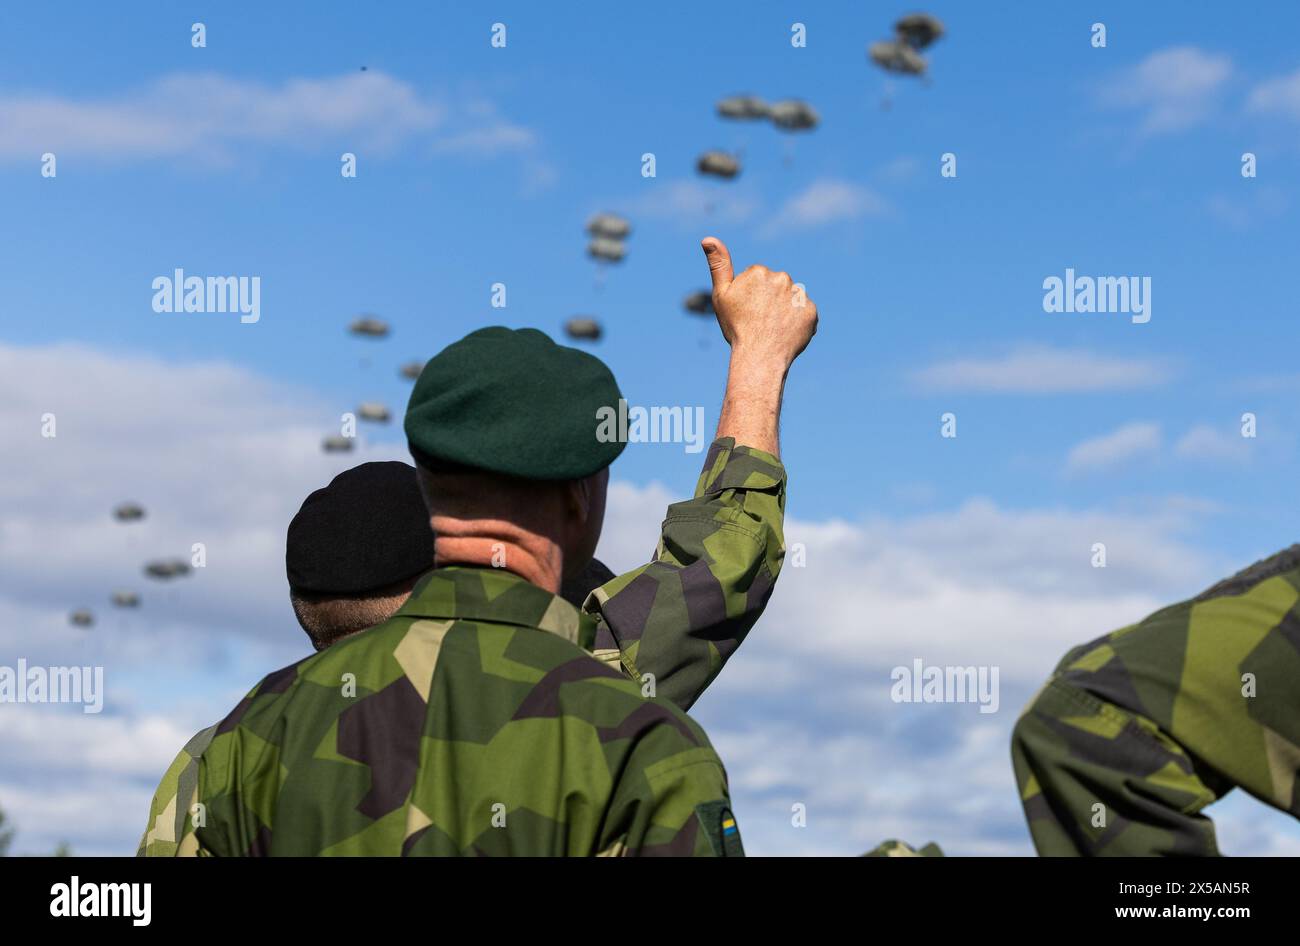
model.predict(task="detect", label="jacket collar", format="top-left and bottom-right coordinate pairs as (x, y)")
top-left (396, 565), bottom-right (596, 650)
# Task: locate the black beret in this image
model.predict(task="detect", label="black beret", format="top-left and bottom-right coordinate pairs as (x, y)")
top-left (405, 327), bottom-right (626, 481)
top-left (286, 461), bottom-right (434, 596)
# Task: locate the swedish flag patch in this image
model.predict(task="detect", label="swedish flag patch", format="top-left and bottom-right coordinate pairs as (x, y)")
top-left (695, 800), bottom-right (745, 857)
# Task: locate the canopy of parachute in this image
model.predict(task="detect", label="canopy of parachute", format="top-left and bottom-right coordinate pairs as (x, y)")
top-left (683, 291), bottom-right (714, 315)
top-left (717, 95), bottom-right (770, 120)
top-left (769, 99), bottom-right (819, 131)
top-left (585, 212), bottom-right (631, 265)
top-left (718, 94), bottom-right (818, 131)
top-left (868, 39), bottom-right (927, 75)
top-left (144, 559), bottom-right (192, 580)
top-left (564, 317), bottom-right (602, 342)
top-left (399, 361), bottom-right (424, 381)
top-left (111, 590), bottom-right (141, 608)
top-left (869, 13), bottom-right (944, 76)
top-left (587, 237), bottom-right (626, 263)
top-left (585, 213), bottom-right (632, 240)
top-left (348, 316), bottom-right (390, 338)
top-left (69, 609), bottom-right (94, 628)
top-left (356, 402), bottom-right (391, 423)
top-left (697, 151), bottom-right (741, 179)
top-left (321, 435), bottom-right (355, 453)
top-left (113, 502), bottom-right (145, 522)
top-left (895, 13), bottom-right (944, 49)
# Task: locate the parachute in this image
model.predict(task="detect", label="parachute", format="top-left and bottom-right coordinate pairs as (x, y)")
top-left (769, 100), bottom-right (820, 131)
top-left (697, 151), bottom-right (741, 179)
top-left (321, 435), bottom-right (355, 453)
top-left (585, 213), bottom-right (632, 240)
top-left (717, 95), bottom-right (770, 120)
top-left (356, 402), bottom-right (391, 423)
top-left (144, 559), bottom-right (192, 580)
top-left (564, 317), bottom-right (602, 341)
top-left (683, 291), bottom-right (714, 315)
top-left (587, 237), bottom-right (627, 263)
top-left (894, 13), bottom-right (945, 50)
top-left (869, 39), bottom-right (927, 76)
top-left (869, 14), bottom-right (944, 77)
top-left (113, 503), bottom-right (146, 522)
top-left (348, 316), bottom-right (390, 338)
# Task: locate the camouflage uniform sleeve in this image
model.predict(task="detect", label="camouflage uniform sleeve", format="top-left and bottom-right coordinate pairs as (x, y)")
top-left (173, 721), bottom-right (254, 858)
top-left (179, 663), bottom-right (306, 857)
top-left (1012, 553), bottom-right (1300, 856)
top-left (136, 724), bottom-right (218, 857)
top-left (1011, 675), bottom-right (1224, 856)
top-left (587, 437), bottom-right (786, 710)
top-left (601, 712), bottom-right (745, 857)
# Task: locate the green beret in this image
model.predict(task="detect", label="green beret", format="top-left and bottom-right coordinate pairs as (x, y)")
top-left (405, 327), bottom-right (626, 481)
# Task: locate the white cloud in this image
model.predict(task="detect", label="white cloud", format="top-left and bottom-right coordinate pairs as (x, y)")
top-left (912, 345), bottom-right (1174, 394)
top-left (0, 71), bottom-right (536, 164)
top-left (1205, 187), bottom-right (1290, 230)
top-left (429, 99), bottom-right (538, 157)
top-left (1099, 47), bottom-right (1233, 134)
top-left (431, 124), bottom-right (535, 155)
top-left (875, 156), bottom-right (920, 182)
top-left (0, 342), bottom-right (409, 643)
top-left (1248, 67), bottom-right (1300, 121)
top-left (0, 704), bottom-right (227, 856)
top-left (762, 178), bottom-right (888, 235)
top-left (623, 178), bottom-right (759, 226)
top-left (1176, 423), bottom-right (1252, 463)
top-left (1239, 373), bottom-right (1300, 393)
top-left (1066, 422), bottom-right (1162, 473)
top-left (0, 341), bottom-right (411, 854)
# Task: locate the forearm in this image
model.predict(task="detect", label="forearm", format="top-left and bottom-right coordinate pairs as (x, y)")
top-left (588, 437), bottom-right (786, 710)
top-left (714, 346), bottom-right (789, 458)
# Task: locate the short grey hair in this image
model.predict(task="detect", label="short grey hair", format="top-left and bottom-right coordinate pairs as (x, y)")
top-left (290, 585), bottom-right (413, 651)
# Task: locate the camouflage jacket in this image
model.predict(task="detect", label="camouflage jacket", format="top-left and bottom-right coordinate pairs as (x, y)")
top-left (139, 438), bottom-right (784, 856)
top-left (1012, 544), bottom-right (1300, 856)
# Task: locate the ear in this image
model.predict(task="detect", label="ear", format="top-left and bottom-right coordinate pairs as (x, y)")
top-left (565, 477), bottom-right (592, 524)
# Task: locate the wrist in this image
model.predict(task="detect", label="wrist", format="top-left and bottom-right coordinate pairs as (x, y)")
top-left (727, 343), bottom-right (790, 382)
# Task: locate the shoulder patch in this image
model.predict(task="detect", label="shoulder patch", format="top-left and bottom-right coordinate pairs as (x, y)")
top-left (695, 800), bottom-right (744, 857)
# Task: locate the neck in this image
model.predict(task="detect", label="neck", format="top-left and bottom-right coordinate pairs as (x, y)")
top-left (431, 516), bottom-right (563, 593)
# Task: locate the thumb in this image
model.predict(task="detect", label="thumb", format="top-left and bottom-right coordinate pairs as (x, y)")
top-left (700, 236), bottom-right (734, 292)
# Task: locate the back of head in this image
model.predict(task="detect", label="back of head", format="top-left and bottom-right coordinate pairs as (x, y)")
top-left (290, 581), bottom-right (416, 651)
top-left (404, 327), bottom-right (624, 584)
top-left (286, 460), bottom-right (436, 650)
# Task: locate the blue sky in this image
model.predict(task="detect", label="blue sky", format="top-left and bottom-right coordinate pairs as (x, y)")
top-left (2, 1), bottom-right (1300, 855)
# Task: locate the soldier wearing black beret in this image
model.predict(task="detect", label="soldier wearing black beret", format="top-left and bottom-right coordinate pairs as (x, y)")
top-left (140, 459), bottom-right (616, 854)
top-left (285, 460), bottom-right (435, 649)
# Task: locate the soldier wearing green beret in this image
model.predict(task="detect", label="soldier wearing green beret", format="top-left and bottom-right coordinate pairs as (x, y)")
top-left (174, 237), bottom-right (816, 856)
top-left (1012, 544), bottom-right (1300, 856)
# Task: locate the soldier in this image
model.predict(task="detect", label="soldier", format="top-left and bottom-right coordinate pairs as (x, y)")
top-left (139, 461), bottom-right (618, 856)
top-left (170, 237), bottom-right (815, 856)
top-left (1012, 544), bottom-right (1300, 855)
